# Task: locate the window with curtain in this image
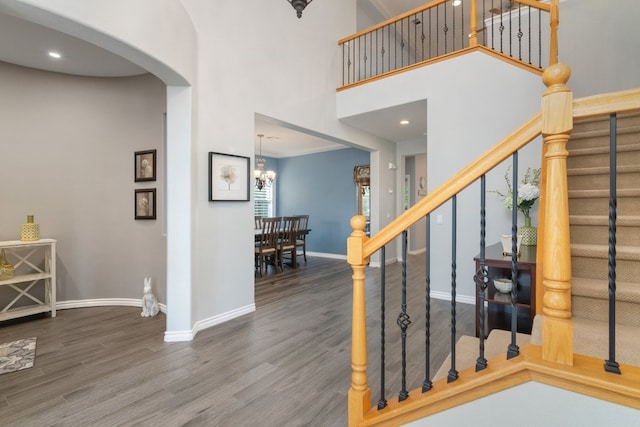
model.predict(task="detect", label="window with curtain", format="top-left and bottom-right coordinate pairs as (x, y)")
top-left (254, 185), bottom-right (274, 218)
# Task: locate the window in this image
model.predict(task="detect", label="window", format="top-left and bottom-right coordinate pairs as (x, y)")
top-left (254, 184), bottom-right (274, 218)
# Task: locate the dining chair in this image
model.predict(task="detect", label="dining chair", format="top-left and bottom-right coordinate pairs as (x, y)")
top-left (278, 216), bottom-right (300, 269)
top-left (254, 216), bottom-right (262, 230)
top-left (255, 216), bottom-right (281, 277)
top-left (294, 214), bottom-right (309, 264)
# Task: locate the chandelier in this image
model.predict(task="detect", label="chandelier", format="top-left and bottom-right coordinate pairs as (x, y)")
top-left (254, 134), bottom-right (276, 190)
top-left (287, 0), bottom-right (312, 18)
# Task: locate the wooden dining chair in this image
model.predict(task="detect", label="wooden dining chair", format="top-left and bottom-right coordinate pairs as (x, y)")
top-left (255, 216), bottom-right (281, 277)
top-left (254, 216), bottom-right (262, 230)
top-left (278, 216), bottom-right (300, 269)
top-left (294, 214), bottom-right (309, 264)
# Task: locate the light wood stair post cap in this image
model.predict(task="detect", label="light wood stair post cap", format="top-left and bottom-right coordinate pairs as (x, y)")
top-left (350, 215), bottom-right (367, 235)
top-left (543, 63), bottom-right (571, 95)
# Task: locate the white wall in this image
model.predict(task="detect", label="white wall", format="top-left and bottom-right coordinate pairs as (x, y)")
top-left (405, 381), bottom-right (640, 426)
top-left (338, 51), bottom-right (543, 301)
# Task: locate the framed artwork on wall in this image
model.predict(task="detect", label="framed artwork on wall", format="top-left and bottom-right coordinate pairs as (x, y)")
top-left (135, 149), bottom-right (157, 182)
top-left (208, 152), bottom-right (250, 202)
top-left (135, 188), bottom-right (156, 220)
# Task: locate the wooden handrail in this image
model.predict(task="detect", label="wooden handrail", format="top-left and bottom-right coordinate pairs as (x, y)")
top-left (363, 114), bottom-right (542, 259)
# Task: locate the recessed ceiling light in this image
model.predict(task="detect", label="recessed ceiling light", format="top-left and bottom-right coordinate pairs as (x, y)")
top-left (400, 120), bottom-right (410, 125)
top-left (452, 0), bottom-right (462, 6)
top-left (48, 51), bottom-right (61, 59)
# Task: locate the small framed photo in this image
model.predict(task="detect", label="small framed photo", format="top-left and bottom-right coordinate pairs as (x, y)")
top-left (208, 152), bottom-right (250, 202)
top-left (135, 149), bottom-right (157, 182)
top-left (135, 188), bottom-right (156, 220)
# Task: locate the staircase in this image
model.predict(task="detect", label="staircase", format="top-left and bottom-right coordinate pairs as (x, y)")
top-left (531, 112), bottom-right (640, 366)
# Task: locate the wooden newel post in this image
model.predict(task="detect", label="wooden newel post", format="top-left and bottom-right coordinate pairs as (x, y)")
top-left (540, 63), bottom-right (574, 366)
top-left (468, 0), bottom-right (478, 47)
top-left (347, 215), bottom-right (371, 427)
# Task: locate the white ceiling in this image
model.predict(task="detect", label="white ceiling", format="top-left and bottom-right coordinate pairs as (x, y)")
top-left (0, 1), bottom-right (428, 158)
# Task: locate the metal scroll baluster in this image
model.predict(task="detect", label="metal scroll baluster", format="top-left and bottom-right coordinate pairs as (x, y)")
top-left (397, 230), bottom-right (411, 401)
top-left (447, 196), bottom-right (459, 383)
top-left (605, 113), bottom-right (621, 375)
top-left (507, 153), bottom-right (520, 359)
top-left (476, 176), bottom-right (489, 371)
top-left (517, 4), bottom-right (523, 61)
top-left (378, 246), bottom-right (388, 408)
top-left (527, 6), bottom-right (532, 65)
top-left (538, 8), bottom-right (542, 68)
top-left (422, 214), bottom-right (433, 392)
top-left (443, 2), bottom-right (449, 54)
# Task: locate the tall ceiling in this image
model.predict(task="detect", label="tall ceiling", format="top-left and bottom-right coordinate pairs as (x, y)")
top-left (0, 1), bottom-right (429, 158)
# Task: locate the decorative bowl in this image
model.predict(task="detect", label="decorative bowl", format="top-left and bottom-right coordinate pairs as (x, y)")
top-left (493, 277), bottom-right (513, 293)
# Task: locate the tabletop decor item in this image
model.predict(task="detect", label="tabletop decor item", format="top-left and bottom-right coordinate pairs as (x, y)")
top-left (494, 165), bottom-right (541, 245)
top-left (20, 215), bottom-right (40, 241)
top-left (0, 249), bottom-right (15, 280)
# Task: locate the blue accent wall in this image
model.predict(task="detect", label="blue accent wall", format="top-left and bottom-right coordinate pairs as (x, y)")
top-left (274, 148), bottom-right (370, 255)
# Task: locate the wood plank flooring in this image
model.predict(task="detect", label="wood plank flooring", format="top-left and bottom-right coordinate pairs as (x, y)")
top-left (0, 255), bottom-right (474, 426)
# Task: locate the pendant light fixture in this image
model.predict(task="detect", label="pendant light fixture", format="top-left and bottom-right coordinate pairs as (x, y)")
top-left (254, 134), bottom-right (276, 190)
top-left (287, 0), bottom-right (313, 18)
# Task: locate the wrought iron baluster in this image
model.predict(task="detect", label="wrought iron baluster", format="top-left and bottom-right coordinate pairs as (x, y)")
top-left (507, 152), bottom-right (520, 359)
top-left (538, 9), bottom-right (542, 68)
top-left (397, 230), bottom-right (411, 401)
top-left (381, 26), bottom-right (386, 75)
top-left (378, 246), bottom-right (388, 409)
top-left (436, 4), bottom-right (440, 57)
top-left (422, 214), bottom-right (433, 392)
top-left (517, 4), bottom-right (523, 61)
top-left (528, 6), bottom-right (532, 64)
top-left (476, 175), bottom-right (489, 371)
top-left (421, 10), bottom-right (425, 62)
top-left (448, 196), bottom-right (459, 383)
top-left (605, 113), bottom-right (621, 374)
top-left (443, 2), bottom-right (449, 54)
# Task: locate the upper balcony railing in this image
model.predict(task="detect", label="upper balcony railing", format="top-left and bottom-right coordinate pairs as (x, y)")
top-left (338, 0), bottom-right (558, 90)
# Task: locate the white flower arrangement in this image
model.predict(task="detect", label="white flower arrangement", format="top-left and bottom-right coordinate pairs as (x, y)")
top-left (494, 166), bottom-right (541, 221)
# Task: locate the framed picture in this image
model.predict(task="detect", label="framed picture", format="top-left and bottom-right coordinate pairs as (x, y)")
top-left (135, 149), bottom-right (157, 182)
top-left (135, 188), bottom-right (156, 220)
top-left (208, 152), bottom-right (250, 202)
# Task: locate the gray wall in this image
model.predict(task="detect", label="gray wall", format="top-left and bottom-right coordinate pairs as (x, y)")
top-left (0, 61), bottom-right (167, 303)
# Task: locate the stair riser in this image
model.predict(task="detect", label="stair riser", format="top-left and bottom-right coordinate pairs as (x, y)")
top-left (572, 295), bottom-right (640, 327)
top-left (568, 132), bottom-right (640, 150)
top-left (573, 114), bottom-right (640, 134)
top-left (568, 171), bottom-right (640, 191)
top-left (569, 196), bottom-right (640, 216)
top-left (570, 224), bottom-right (640, 247)
top-left (572, 256), bottom-right (640, 283)
top-left (567, 150), bottom-right (640, 169)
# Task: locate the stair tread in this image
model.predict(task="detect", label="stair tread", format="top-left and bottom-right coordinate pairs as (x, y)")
top-left (572, 276), bottom-right (640, 302)
top-left (568, 142), bottom-right (640, 156)
top-left (569, 214), bottom-right (640, 226)
top-left (567, 164), bottom-right (640, 176)
top-left (432, 330), bottom-right (531, 381)
top-left (572, 243), bottom-right (640, 260)
top-left (569, 188), bottom-right (640, 198)
top-left (531, 316), bottom-right (640, 367)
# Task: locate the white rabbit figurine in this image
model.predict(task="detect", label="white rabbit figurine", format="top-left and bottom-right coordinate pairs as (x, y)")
top-left (141, 277), bottom-right (160, 317)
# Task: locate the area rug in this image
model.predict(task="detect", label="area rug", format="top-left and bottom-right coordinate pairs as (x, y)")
top-left (0, 337), bottom-right (37, 375)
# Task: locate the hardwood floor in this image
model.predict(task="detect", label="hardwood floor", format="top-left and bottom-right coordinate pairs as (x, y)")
top-left (0, 255), bottom-right (474, 426)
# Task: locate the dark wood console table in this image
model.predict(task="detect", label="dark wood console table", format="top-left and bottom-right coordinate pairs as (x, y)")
top-left (474, 242), bottom-right (536, 338)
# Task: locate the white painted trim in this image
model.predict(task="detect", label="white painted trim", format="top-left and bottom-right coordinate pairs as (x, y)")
top-left (306, 251), bottom-right (347, 260)
top-left (192, 303), bottom-right (256, 336)
top-left (56, 298), bottom-right (167, 314)
top-left (369, 256), bottom-right (399, 268)
top-left (408, 247), bottom-right (426, 256)
top-left (431, 290), bottom-right (475, 305)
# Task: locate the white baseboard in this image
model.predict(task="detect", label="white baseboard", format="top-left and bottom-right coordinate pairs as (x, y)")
top-left (306, 251), bottom-right (346, 260)
top-left (56, 298), bottom-right (167, 314)
top-left (431, 290), bottom-right (475, 305)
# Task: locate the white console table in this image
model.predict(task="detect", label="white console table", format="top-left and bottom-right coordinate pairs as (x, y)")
top-left (0, 239), bottom-right (56, 321)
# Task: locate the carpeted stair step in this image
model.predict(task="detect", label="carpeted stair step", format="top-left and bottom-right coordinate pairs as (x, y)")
top-left (567, 164), bottom-right (640, 191)
top-left (433, 329), bottom-right (531, 381)
top-left (571, 243), bottom-right (640, 283)
top-left (531, 315), bottom-right (640, 368)
top-left (569, 215), bottom-right (640, 246)
top-left (567, 143), bottom-right (640, 170)
top-left (568, 188), bottom-right (640, 216)
top-left (570, 112), bottom-right (640, 136)
top-left (572, 276), bottom-right (640, 327)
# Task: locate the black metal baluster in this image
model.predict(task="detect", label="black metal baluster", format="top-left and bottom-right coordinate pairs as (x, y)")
top-left (429, 7), bottom-right (433, 59)
top-left (498, 5), bottom-right (504, 54)
top-left (605, 113), bottom-right (621, 375)
top-left (400, 18), bottom-right (405, 68)
top-left (508, 8), bottom-right (512, 58)
top-left (452, 0), bottom-right (456, 51)
top-left (476, 175), bottom-right (489, 371)
top-left (448, 196), bottom-right (459, 383)
top-left (436, 4), bottom-right (440, 56)
top-left (422, 214), bottom-right (433, 392)
top-left (378, 246), bottom-right (388, 409)
top-left (527, 6), bottom-right (532, 65)
top-left (381, 26), bottom-right (386, 75)
top-left (397, 230), bottom-right (411, 401)
top-left (342, 43), bottom-right (346, 86)
top-left (517, 4), bottom-right (523, 61)
top-left (538, 9), bottom-right (542, 68)
top-left (507, 153), bottom-right (520, 359)
top-left (421, 10), bottom-right (425, 62)
top-left (443, 2), bottom-right (449, 54)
